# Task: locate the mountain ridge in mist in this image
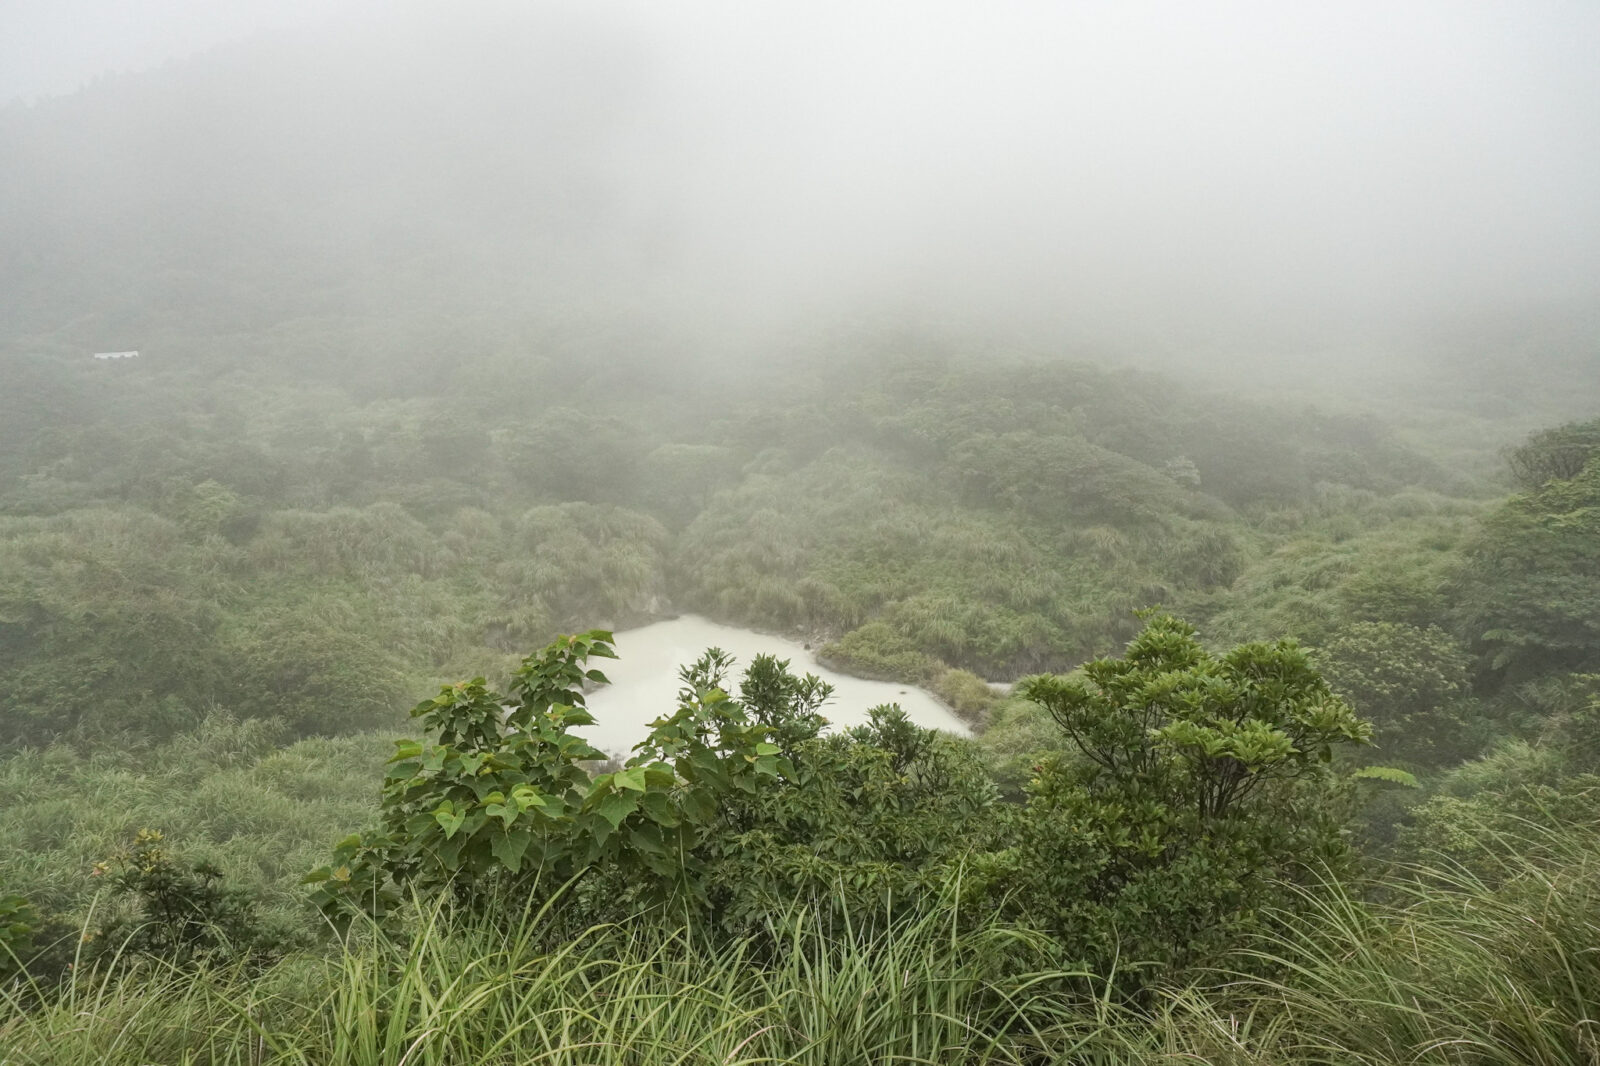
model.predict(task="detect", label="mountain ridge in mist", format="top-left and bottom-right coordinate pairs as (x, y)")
top-left (3, 2), bottom-right (1597, 405)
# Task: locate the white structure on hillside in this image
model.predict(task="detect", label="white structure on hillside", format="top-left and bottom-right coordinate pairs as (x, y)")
top-left (92, 350), bottom-right (139, 360)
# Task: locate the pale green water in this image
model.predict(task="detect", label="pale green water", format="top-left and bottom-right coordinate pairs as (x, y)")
top-left (581, 615), bottom-right (969, 757)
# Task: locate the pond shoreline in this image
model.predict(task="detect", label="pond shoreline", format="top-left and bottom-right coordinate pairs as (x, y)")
top-left (580, 614), bottom-right (974, 759)
top-left (590, 605), bottom-right (1010, 733)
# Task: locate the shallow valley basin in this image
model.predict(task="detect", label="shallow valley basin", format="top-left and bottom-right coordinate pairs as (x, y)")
top-left (579, 615), bottom-right (969, 758)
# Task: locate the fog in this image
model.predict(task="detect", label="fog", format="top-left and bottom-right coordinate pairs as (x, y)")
top-left (4, 0), bottom-right (1599, 381)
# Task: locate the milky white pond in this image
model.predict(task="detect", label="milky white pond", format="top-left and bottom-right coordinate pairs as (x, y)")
top-left (579, 615), bottom-right (969, 757)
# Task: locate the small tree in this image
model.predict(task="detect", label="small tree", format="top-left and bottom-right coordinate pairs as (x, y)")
top-left (980, 612), bottom-right (1371, 984)
top-left (90, 830), bottom-right (274, 968)
top-left (306, 631), bottom-right (626, 920)
top-left (1504, 418), bottom-right (1600, 491)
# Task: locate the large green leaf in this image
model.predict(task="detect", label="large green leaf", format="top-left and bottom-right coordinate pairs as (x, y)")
top-left (593, 791), bottom-right (639, 830)
top-left (490, 829), bottom-right (534, 873)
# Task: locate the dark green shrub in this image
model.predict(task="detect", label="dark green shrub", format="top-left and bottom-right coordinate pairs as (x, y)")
top-left (90, 829), bottom-right (278, 968)
top-left (976, 612), bottom-right (1372, 986)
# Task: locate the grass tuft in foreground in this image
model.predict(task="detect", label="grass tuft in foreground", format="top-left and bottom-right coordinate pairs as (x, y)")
top-left (5, 816), bottom-right (1600, 1065)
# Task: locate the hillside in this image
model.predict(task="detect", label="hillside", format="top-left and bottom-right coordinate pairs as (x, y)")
top-left (6, 8), bottom-right (1600, 1062)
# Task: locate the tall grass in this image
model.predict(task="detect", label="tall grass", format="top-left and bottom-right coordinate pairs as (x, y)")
top-left (1222, 814), bottom-right (1600, 1065)
top-left (6, 818), bottom-right (1600, 1065)
top-left (0, 896), bottom-right (1087, 1066)
top-left (1062, 812), bottom-right (1600, 1065)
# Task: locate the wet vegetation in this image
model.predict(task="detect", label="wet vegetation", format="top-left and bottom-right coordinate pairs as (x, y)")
top-left (6, 8), bottom-right (1600, 1061)
top-left (5, 328), bottom-right (1600, 1060)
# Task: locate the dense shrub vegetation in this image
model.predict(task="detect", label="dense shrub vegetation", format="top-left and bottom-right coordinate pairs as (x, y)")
top-left (5, 22), bottom-right (1600, 1057)
top-left (4, 328), bottom-right (1600, 1060)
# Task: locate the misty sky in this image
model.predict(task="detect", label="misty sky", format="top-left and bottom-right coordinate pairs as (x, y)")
top-left (5, 0), bottom-right (1599, 360)
top-left (0, 0), bottom-right (375, 102)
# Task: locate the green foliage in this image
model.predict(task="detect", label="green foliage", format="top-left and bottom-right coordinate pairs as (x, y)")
top-left (640, 442), bottom-right (739, 524)
top-left (1199, 513), bottom-right (1475, 650)
top-left (1236, 815), bottom-right (1600, 1064)
top-left (1318, 621), bottom-right (1482, 765)
top-left (307, 631), bottom-right (619, 919)
top-left (931, 667), bottom-right (1000, 726)
top-left (0, 893), bottom-right (1082, 1066)
top-left (313, 633), bottom-right (999, 941)
top-left (0, 893), bottom-right (37, 980)
top-left (501, 408), bottom-right (643, 505)
top-left (3, 114), bottom-right (1600, 1055)
top-left (1348, 765), bottom-right (1421, 788)
top-left (0, 509), bottom-right (230, 745)
top-left (225, 595), bottom-right (417, 736)
top-left (6, 301), bottom-right (1599, 1052)
top-left (0, 339), bottom-right (1480, 751)
top-left (735, 651), bottom-right (832, 749)
top-left (0, 889), bottom-right (77, 994)
top-left (0, 716), bottom-right (383, 934)
top-left (15, 816), bottom-right (1600, 1065)
top-left (1545, 674), bottom-right (1600, 770)
top-left (89, 829), bottom-right (277, 967)
top-left (1026, 613), bottom-right (1369, 818)
top-left (971, 695), bottom-right (1069, 797)
top-left (492, 503), bottom-right (668, 644)
top-left (949, 431), bottom-right (1200, 526)
top-left (1456, 454), bottom-right (1600, 684)
top-left (695, 700), bottom-right (997, 938)
top-left (311, 632), bottom-right (855, 925)
top-left (819, 622), bottom-right (941, 683)
top-left (1399, 681), bottom-right (1600, 876)
top-left (1504, 416), bottom-right (1600, 491)
top-left (979, 612), bottom-right (1371, 982)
